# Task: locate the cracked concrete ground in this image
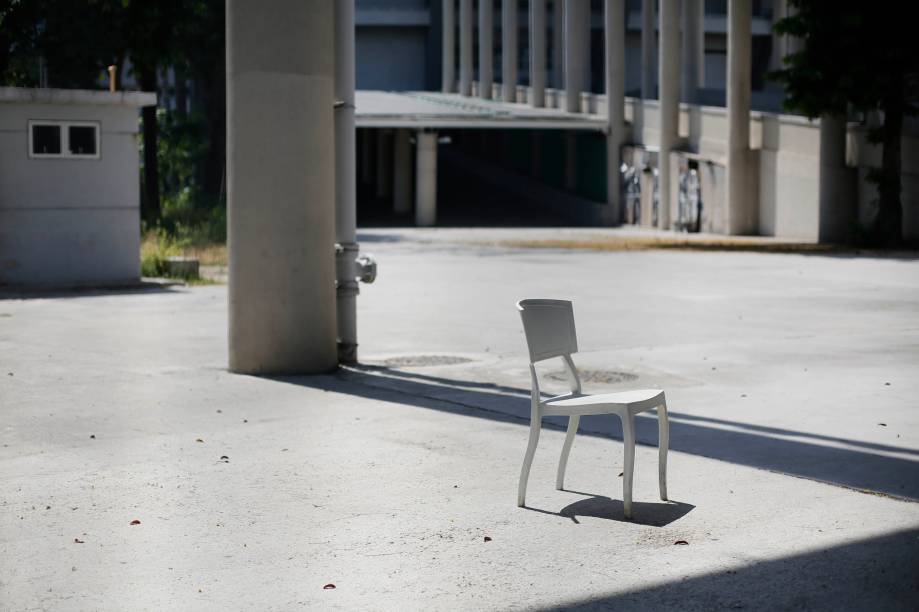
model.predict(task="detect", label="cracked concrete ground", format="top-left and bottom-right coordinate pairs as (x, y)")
top-left (2, 229), bottom-right (918, 610)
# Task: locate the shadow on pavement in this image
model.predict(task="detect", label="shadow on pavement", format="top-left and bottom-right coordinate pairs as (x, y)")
top-left (526, 492), bottom-right (695, 527)
top-left (0, 280), bottom-right (182, 300)
top-left (271, 366), bottom-right (919, 501)
top-left (540, 527), bottom-right (919, 611)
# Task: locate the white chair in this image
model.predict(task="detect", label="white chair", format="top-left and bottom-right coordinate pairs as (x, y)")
top-left (516, 299), bottom-right (669, 519)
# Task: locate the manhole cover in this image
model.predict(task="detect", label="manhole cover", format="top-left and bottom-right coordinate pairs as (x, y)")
top-left (381, 355), bottom-right (474, 368)
top-left (547, 369), bottom-right (638, 384)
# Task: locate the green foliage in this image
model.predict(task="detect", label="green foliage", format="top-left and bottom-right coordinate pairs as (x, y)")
top-left (770, 1), bottom-right (918, 120)
top-left (139, 106), bottom-right (226, 244)
top-left (2, 0), bottom-right (227, 240)
top-left (770, 1), bottom-right (919, 246)
top-left (139, 229), bottom-right (184, 278)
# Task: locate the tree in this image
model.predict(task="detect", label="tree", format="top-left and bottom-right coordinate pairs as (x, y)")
top-left (111, 0), bottom-right (185, 222)
top-left (771, 1), bottom-right (919, 246)
top-left (0, 0), bottom-right (226, 222)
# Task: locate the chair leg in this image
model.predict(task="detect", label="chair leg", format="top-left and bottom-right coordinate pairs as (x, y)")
top-left (556, 415), bottom-right (580, 490)
top-left (622, 411), bottom-right (636, 519)
top-left (658, 399), bottom-right (669, 501)
top-left (517, 418), bottom-right (542, 507)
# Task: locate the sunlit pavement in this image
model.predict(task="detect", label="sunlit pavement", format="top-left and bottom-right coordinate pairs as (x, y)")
top-left (2, 228), bottom-right (918, 610)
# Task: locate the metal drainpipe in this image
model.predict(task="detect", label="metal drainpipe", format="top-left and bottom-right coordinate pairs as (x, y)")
top-left (334, 0), bottom-right (376, 365)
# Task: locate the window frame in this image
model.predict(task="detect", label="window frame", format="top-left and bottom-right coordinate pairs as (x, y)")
top-left (27, 120), bottom-right (101, 160)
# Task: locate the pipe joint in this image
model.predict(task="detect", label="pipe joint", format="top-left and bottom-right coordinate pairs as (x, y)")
top-left (335, 242), bottom-right (377, 285)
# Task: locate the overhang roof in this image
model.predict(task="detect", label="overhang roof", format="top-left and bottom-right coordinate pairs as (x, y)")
top-left (355, 91), bottom-right (608, 131)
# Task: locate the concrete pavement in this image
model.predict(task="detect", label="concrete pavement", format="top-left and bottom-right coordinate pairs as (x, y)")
top-left (2, 229), bottom-right (918, 610)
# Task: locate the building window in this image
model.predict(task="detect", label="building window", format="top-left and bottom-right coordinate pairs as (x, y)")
top-left (68, 125), bottom-right (97, 156)
top-left (28, 121), bottom-right (100, 159)
top-left (31, 124), bottom-right (61, 155)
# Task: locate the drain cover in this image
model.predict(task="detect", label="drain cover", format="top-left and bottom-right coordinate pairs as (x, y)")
top-left (548, 369), bottom-right (638, 384)
top-left (381, 355), bottom-right (474, 368)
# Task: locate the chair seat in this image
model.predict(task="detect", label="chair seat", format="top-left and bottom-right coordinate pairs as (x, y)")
top-left (543, 388), bottom-right (665, 416)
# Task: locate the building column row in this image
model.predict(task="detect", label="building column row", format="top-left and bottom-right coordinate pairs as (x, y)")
top-left (478, 0), bottom-right (494, 98)
top-left (447, 0), bottom-right (574, 111)
top-left (442, 1), bottom-right (764, 237)
top-left (364, 129), bottom-right (439, 227)
top-left (658, 0), bottom-right (681, 230)
top-left (502, 0), bottom-right (518, 102)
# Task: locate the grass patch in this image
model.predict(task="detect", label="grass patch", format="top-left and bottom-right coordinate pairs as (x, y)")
top-left (140, 230), bottom-right (227, 281)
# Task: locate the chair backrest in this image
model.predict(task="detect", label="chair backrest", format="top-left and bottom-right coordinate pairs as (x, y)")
top-left (517, 299), bottom-right (578, 363)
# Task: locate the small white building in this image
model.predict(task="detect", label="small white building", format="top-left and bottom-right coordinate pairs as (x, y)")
top-left (0, 87), bottom-right (156, 287)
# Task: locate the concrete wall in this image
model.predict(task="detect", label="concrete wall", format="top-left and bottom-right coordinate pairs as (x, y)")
top-left (0, 93), bottom-right (149, 286)
top-left (618, 95), bottom-right (917, 240)
top-left (850, 123), bottom-right (919, 243)
top-left (355, 0), bottom-right (433, 91)
top-left (755, 113), bottom-right (820, 240)
top-left (356, 26), bottom-right (430, 90)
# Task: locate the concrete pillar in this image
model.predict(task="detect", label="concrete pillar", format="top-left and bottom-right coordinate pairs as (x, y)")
top-left (581, 3), bottom-right (591, 92)
top-left (531, 131), bottom-right (542, 176)
top-left (681, 0), bottom-right (704, 103)
top-left (226, 0), bottom-right (336, 374)
top-left (563, 0), bottom-right (588, 113)
top-left (658, 0), bottom-right (680, 230)
top-left (726, 0), bottom-right (753, 235)
top-left (502, 0), bottom-right (518, 102)
top-left (375, 130), bottom-right (392, 199)
top-left (334, 0), bottom-right (360, 364)
top-left (415, 131), bottom-right (438, 226)
top-left (443, 0), bottom-right (456, 92)
top-left (530, 0), bottom-right (547, 107)
top-left (605, 0), bottom-right (625, 224)
top-left (768, 0), bottom-right (786, 74)
top-left (641, 0), bottom-right (656, 99)
top-left (565, 132), bottom-right (577, 191)
top-left (393, 129), bottom-right (413, 214)
top-left (785, 2), bottom-right (803, 55)
top-left (460, 0), bottom-right (473, 96)
top-left (360, 129), bottom-right (373, 185)
top-left (818, 116), bottom-right (854, 243)
top-left (552, 0), bottom-right (564, 90)
top-left (479, 0), bottom-right (494, 99)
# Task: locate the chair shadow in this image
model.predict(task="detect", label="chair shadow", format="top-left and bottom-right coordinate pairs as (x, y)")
top-left (525, 491), bottom-right (694, 526)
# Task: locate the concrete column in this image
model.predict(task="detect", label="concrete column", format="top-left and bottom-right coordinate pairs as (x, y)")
top-left (785, 2), bottom-right (803, 55)
top-left (334, 0), bottom-right (360, 363)
top-left (581, 2), bottom-right (591, 92)
top-left (502, 0), bottom-right (518, 102)
top-left (531, 131), bottom-right (542, 176)
top-left (415, 131), bottom-right (438, 226)
top-left (552, 0), bottom-right (564, 90)
top-left (605, 0), bottom-right (625, 224)
top-left (726, 0), bottom-right (753, 235)
top-left (768, 0), bottom-right (786, 74)
top-left (530, 0), bottom-right (547, 107)
top-left (565, 132), bottom-right (577, 191)
top-left (641, 0), bottom-right (655, 99)
top-left (460, 0), bottom-right (473, 96)
top-left (681, 0), bottom-right (704, 103)
top-left (818, 116), bottom-right (854, 243)
top-left (563, 0), bottom-right (588, 113)
top-left (376, 130), bottom-right (392, 199)
top-left (226, 0), bottom-right (336, 374)
top-left (479, 0), bottom-right (494, 99)
top-left (393, 129), bottom-right (413, 214)
top-left (360, 129), bottom-right (373, 185)
top-left (658, 0), bottom-right (680, 230)
top-left (443, 0), bottom-right (456, 92)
